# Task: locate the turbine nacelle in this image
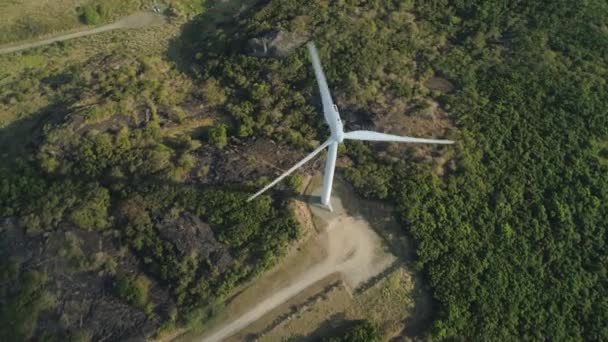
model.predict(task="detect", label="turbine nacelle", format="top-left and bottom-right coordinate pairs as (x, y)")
top-left (248, 42), bottom-right (454, 210)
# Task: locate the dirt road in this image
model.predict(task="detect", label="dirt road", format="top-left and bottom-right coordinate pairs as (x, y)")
top-left (201, 194), bottom-right (395, 341)
top-left (0, 12), bottom-right (165, 55)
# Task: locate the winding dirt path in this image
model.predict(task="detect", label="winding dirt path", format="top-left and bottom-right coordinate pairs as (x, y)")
top-left (0, 12), bottom-right (165, 55)
top-left (200, 194), bottom-right (395, 341)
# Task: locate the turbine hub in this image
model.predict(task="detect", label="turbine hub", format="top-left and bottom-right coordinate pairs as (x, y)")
top-left (336, 130), bottom-right (344, 143)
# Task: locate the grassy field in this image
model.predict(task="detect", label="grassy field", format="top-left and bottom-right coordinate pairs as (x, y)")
top-left (0, 0), bottom-right (204, 45)
top-left (219, 260), bottom-right (419, 341)
top-left (259, 266), bottom-right (417, 341)
top-left (0, 0), bottom-right (140, 44)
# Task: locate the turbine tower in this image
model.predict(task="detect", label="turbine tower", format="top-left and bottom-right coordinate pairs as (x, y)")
top-left (248, 42), bottom-right (454, 210)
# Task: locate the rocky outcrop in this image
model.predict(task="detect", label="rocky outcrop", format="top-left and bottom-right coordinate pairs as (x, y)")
top-left (157, 213), bottom-right (233, 269)
top-left (247, 30), bottom-right (308, 58)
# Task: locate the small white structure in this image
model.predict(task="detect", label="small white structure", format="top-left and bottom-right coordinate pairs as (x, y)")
top-left (249, 42), bottom-right (454, 210)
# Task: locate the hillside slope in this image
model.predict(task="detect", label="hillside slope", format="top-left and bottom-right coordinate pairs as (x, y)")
top-left (180, 0), bottom-right (608, 339)
top-left (1, 0), bottom-right (607, 340)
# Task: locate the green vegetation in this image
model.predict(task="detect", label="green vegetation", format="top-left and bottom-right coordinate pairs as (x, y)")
top-left (114, 274), bottom-right (150, 308)
top-left (183, 0), bottom-right (608, 340)
top-left (322, 320), bottom-right (381, 342)
top-left (1, 81), bottom-right (298, 329)
top-left (0, 265), bottom-right (56, 341)
top-left (80, 4), bottom-right (100, 25)
top-left (0, 0), bottom-right (135, 44)
top-left (0, 0), bottom-right (205, 45)
top-left (208, 123), bottom-right (228, 149)
top-left (69, 186), bottom-right (111, 230)
top-left (285, 173), bottom-right (303, 192)
top-left (1, 0), bottom-right (607, 340)
top-left (0, 15), bottom-right (297, 338)
top-left (396, 2), bottom-right (607, 340)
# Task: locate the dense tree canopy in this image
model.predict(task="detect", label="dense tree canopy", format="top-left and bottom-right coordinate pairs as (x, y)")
top-left (183, 0), bottom-right (608, 339)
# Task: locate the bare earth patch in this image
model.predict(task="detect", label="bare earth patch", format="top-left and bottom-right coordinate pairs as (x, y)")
top-left (423, 76), bottom-right (455, 93)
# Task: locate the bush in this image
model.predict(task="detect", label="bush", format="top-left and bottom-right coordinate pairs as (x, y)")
top-left (114, 274), bottom-right (150, 308)
top-left (0, 267), bottom-right (57, 341)
top-left (201, 78), bottom-right (226, 106)
top-left (285, 173), bottom-right (303, 192)
top-left (208, 124), bottom-right (228, 149)
top-left (323, 321), bottom-right (381, 342)
top-left (69, 186), bottom-right (111, 230)
top-left (80, 5), bottom-right (100, 25)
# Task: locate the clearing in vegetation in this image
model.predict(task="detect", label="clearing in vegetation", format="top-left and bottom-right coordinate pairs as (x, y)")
top-left (190, 178), bottom-right (421, 342)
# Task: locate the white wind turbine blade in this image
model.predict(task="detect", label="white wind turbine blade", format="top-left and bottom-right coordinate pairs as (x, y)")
top-left (307, 42), bottom-right (340, 132)
top-left (344, 130), bottom-right (454, 144)
top-left (247, 139), bottom-right (333, 201)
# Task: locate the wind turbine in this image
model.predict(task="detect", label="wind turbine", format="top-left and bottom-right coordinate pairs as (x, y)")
top-left (248, 42), bottom-right (454, 211)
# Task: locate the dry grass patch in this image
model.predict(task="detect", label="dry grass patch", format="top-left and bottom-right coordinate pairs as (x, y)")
top-left (252, 266), bottom-right (418, 341)
top-left (357, 267), bottom-right (416, 337)
top-left (0, 0), bottom-right (160, 44)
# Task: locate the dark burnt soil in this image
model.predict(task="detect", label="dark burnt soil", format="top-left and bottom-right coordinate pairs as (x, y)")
top-left (1, 219), bottom-right (170, 341)
top-left (1, 208), bottom-right (240, 341)
top-left (157, 213), bottom-right (233, 268)
top-left (194, 138), bottom-right (326, 186)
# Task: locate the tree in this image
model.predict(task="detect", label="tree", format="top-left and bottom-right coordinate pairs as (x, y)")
top-left (208, 124), bottom-right (228, 149)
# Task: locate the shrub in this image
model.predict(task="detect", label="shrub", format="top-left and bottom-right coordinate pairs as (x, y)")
top-left (0, 268), bottom-right (57, 341)
top-left (285, 173), bottom-right (303, 192)
top-left (80, 4), bottom-right (100, 25)
top-left (114, 274), bottom-right (150, 308)
top-left (208, 124), bottom-right (228, 149)
top-left (69, 187), bottom-right (110, 230)
top-left (201, 78), bottom-right (226, 106)
top-left (323, 321), bottom-right (381, 342)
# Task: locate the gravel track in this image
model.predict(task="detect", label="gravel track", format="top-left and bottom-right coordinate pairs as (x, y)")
top-left (201, 197), bottom-right (395, 341)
